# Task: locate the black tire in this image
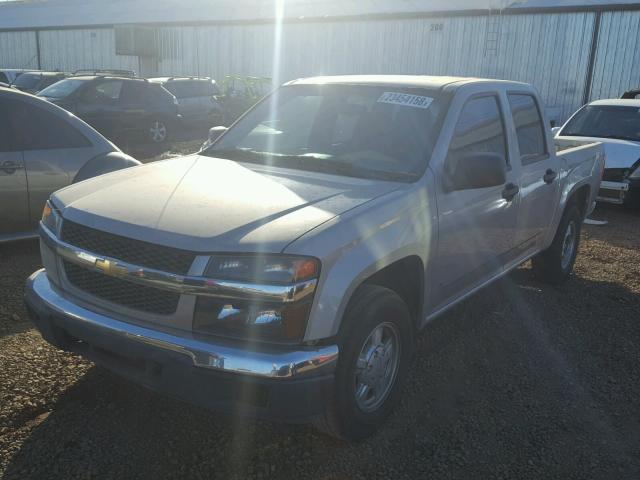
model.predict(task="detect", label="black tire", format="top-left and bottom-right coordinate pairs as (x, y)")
top-left (531, 204), bottom-right (582, 284)
top-left (314, 285), bottom-right (414, 441)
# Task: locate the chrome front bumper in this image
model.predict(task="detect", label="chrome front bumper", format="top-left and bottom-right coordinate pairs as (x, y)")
top-left (25, 269), bottom-right (338, 380)
top-left (597, 180), bottom-right (629, 205)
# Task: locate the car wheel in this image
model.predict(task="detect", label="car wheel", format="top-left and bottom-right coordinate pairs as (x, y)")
top-left (148, 119), bottom-right (168, 143)
top-left (314, 285), bottom-right (414, 441)
top-left (532, 204), bottom-right (582, 284)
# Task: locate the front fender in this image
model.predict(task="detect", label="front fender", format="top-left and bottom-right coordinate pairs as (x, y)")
top-left (286, 181), bottom-right (437, 342)
top-left (73, 151), bottom-right (141, 184)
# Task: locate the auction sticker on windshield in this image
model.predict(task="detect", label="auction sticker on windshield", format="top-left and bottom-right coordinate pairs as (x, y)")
top-left (377, 92), bottom-right (433, 109)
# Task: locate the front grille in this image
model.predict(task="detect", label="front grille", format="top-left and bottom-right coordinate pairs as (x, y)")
top-left (602, 168), bottom-right (627, 183)
top-left (61, 220), bottom-right (195, 275)
top-left (63, 260), bottom-right (180, 315)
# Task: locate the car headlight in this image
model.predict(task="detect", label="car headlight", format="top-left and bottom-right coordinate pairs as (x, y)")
top-left (193, 255), bottom-right (320, 343)
top-left (41, 200), bottom-right (61, 234)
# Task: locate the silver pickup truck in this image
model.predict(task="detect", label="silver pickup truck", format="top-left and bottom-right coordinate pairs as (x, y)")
top-left (25, 76), bottom-right (604, 440)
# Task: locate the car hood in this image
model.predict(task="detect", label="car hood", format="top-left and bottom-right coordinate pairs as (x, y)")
top-left (53, 155), bottom-right (403, 253)
top-left (557, 135), bottom-right (640, 169)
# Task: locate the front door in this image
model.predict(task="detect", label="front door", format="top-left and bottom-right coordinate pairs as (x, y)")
top-left (431, 93), bottom-right (521, 313)
top-left (0, 99), bottom-right (29, 234)
top-left (74, 79), bottom-right (124, 140)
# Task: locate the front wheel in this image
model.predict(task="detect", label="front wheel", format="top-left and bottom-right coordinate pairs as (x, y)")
top-left (531, 204), bottom-right (582, 284)
top-left (314, 285), bottom-right (414, 441)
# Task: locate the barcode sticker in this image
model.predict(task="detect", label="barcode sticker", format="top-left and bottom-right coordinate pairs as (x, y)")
top-left (377, 92), bottom-right (433, 109)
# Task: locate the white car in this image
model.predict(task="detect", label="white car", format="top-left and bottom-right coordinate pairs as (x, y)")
top-left (555, 99), bottom-right (640, 207)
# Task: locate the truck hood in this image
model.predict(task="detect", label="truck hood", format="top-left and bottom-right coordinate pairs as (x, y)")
top-left (53, 155), bottom-right (402, 252)
top-left (558, 135), bottom-right (640, 169)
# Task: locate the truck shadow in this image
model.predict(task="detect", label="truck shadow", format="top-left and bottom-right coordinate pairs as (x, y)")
top-left (4, 265), bottom-right (640, 479)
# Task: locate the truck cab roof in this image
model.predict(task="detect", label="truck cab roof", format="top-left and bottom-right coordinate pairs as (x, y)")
top-left (287, 74), bottom-right (531, 91)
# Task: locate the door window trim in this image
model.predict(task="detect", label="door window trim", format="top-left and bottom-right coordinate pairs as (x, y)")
top-left (447, 92), bottom-right (511, 172)
top-left (507, 90), bottom-right (550, 165)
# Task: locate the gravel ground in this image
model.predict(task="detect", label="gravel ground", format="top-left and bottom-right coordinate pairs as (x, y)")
top-left (1, 205), bottom-right (639, 479)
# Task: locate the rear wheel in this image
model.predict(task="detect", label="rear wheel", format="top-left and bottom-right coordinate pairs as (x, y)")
top-left (532, 204), bottom-right (582, 284)
top-left (314, 285), bottom-right (413, 441)
top-left (148, 119), bottom-right (168, 143)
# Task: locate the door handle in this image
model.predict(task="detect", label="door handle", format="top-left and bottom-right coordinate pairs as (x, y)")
top-left (502, 182), bottom-right (519, 201)
top-left (0, 160), bottom-right (24, 174)
top-left (543, 169), bottom-right (558, 184)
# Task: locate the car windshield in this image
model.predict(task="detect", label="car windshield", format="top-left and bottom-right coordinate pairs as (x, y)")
top-left (561, 105), bottom-right (640, 142)
top-left (204, 84), bottom-right (446, 182)
top-left (13, 73), bottom-right (42, 89)
top-left (38, 78), bottom-right (87, 99)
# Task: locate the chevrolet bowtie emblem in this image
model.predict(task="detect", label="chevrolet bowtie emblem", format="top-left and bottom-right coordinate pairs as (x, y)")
top-left (94, 258), bottom-right (128, 277)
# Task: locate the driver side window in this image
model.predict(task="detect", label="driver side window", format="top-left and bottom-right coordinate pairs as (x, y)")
top-left (446, 95), bottom-right (508, 177)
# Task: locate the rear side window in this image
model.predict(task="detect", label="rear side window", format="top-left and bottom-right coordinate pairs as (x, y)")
top-left (166, 80), bottom-right (216, 98)
top-left (80, 79), bottom-right (123, 104)
top-left (508, 94), bottom-right (547, 164)
top-left (6, 98), bottom-right (91, 150)
top-left (447, 95), bottom-right (508, 173)
top-left (194, 81), bottom-right (217, 96)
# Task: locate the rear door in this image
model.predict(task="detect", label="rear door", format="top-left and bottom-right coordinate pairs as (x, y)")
top-left (196, 80), bottom-right (222, 124)
top-left (118, 80), bottom-right (152, 134)
top-left (0, 98), bottom-right (29, 234)
top-left (171, 80), bottom-right (202, 121)
top-left (431, 90), bottom-right (521, 312)
top-left (507, 93), bottom-right (561, 251)
top-left (9, 98), bottom-right (100, 228)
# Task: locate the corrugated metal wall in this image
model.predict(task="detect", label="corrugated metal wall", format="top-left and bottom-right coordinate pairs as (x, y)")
top-left (38, 29), bottom-right (138, 72)
top-left (0, 31), bottom-right (38, 69)
top-left (589, 10), bottom-right (640, 101)
top-left (153, 12), bottom-right (595, 121)
top-left (3, 9), bottom-right (640, 121)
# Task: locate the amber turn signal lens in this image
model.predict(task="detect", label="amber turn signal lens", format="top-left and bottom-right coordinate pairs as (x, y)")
top-left (41, 202), bottom-right (52, 222)
top-left (294, 259), bottom-right (319, 281)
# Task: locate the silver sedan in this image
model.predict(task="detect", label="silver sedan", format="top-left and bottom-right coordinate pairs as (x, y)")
top-left (0, 87), bottom-right (140, 242)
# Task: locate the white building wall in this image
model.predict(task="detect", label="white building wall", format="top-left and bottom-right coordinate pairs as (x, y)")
top-left (590, 10), bottom-right (640, 101)
top-left (1, 9), bottom-right (631, 122)
top-left (154, 12), bottom-right (594, 121)
top-left (38, 28), bottom-right (138, 73)
top-left (0, 31), bottom-right (38, 69)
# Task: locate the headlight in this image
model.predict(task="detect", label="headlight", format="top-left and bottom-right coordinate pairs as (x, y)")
top-left (194, 255), bottom-right (320, 343)
top-left (41, 200), bottom-right (60, 233)
top-left (206, 255), bottom-right (318, 284)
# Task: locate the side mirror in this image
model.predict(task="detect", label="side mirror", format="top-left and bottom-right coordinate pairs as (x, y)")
top-left (551, 126), bottom-right (561, 136)
top-left (201, 125), bottom-right (228, 150)
top-left (449, 152), bottom-right (506, 190)
top-left (208, 125), bottom-right (228, 144)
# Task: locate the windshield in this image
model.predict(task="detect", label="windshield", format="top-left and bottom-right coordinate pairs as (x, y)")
top-left (561, 105), bottom-right (640, 142)
top-left (204, 84), bottom-right (446, 181)
top-left (13, 73), bottom-right (42, 89)
top-left (38, 78), bottom-right (87, 99)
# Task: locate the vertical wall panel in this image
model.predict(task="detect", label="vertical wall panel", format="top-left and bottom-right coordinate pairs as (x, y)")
top-left (590, 11), bottom-right (640, 101)
top-left (38, 28), bottom-right (138, 73)
top-left (0, 31), bottom-right (38, 69)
